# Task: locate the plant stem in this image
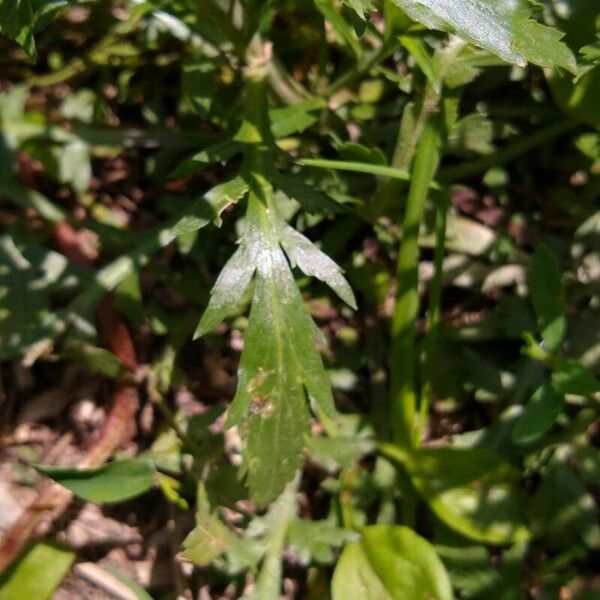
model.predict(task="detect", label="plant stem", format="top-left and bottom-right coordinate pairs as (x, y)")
top-left (418, 191), bottom-right (449, 442)
top-left (372, 83), bottom-right (440, 219)
top-left (390, 123), bottom-right (441, 448)
top-left (255, 475), bottom-right (299, 600)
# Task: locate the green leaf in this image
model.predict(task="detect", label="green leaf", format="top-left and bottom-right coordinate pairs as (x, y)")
top-left (254, 478), bottom-right (299, 599)
top-left (197, 191), bottom-right (354, 505)
top-left (279, 224), bottom-right (356, 309)
top-left (0, 235), bottom-right (49, 338)
top-left (57, 140), bottom-right (91, 193)
top-left (62, 341), bottom-right (126, 378)
top-left (575, 35), bottom-right (600, 82)
top-left (170, 140), bottom-right (242, 179)
top-left (551, 360), bottom-right (600, 396)
top-left (391, 0), bottom-right (576, 71)
top-left (182, 59), bottom-right (218, 118)
top-left (532, 460), bottom-right (600, 550)
top-left (512, 383), bottom-right (564, 445)
top-left (287, 519), bottom-right (357, 565)
top-left (230, 198), bottom-right (336, 503)
top-left (332, 525), bottom-right (453, 600)
top-left (340, 0), bottom-right (375, 19)
top-left (270, 97), bottom-right (327, 139)
top-left (306, 435), bottom-right (375, 471)
top-left (314, 0), bottom-right (362, 57)
top-left (182, 484), bottom-right (261, 571)
top-left (77, 176), bottom-right (249, 315)
top-left (436, 542), bottom-right (526, 600)
top-left (36, 458), bottom-right (156, 503)
top-left (0, 541), bottom-right (75, 600)
top-left (272, 173), bottom-right (346, 214)
top-left (193, 240), bottom-right (256, 338)
top-left (299, 158), bottom-right (443, 190)
top-left (102, 567), bottom-right (154, 600)
top-left (0, 0), bottom-right (35, 59)
top-left (528, 243), bottom-right (565, 353)
top-left (398, 34), bottom-right (442, 92)
top-left (381, 444), bottom-right (530, 544)
top-left (182, 488), bottom-right (239, 566)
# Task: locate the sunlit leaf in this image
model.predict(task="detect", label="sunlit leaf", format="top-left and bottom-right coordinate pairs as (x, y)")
top-left (0, 541), bottom-right (75, 600)
top-left (391, 0), bottom-right (575, 71)
top-left (197, 190), bottom-right (355, 505)
top-left (332, 525), bottom-right (453, 600)
top-left (36, 458), bottom-right (156, 503)
top-left (381, 444), bottom-right (530, 544)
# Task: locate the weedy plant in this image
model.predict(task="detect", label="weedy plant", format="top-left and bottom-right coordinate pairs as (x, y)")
top-left (0, 0), bottom-right (599, 598)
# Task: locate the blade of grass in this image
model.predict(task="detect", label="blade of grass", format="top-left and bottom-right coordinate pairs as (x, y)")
top-left (418, 192), bottom-right (449, 442)
top-left (390, 122), bottom-right (441, 449)
top-left (298, 158), bottom-right (442, 190)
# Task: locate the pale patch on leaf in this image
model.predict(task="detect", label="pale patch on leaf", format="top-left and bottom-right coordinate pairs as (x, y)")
top-left (194, 245), bottom-right (255, 338)
top-left (197, 190), bottom-right (355, 505)
top-left (280, 224), bottom-right (357, 309)
top-left (392, 0), bottom-right (576, 71)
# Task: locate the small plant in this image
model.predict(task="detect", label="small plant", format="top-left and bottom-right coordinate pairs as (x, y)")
top-left (1, 1), bottom-right (599, 598)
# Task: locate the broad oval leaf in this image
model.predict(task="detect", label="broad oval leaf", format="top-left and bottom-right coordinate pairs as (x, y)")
top-left (0, 542), bottom-right (75, 600)
top-left (512, 383), bottom-right (564, 445)
top-left (36, 458), bottom-right (156, 503)
top-left (332, 525), bottom-right (453, 600)
top-left (381, 445), bottom-right (530, 544)
top-left (551, 360), bottom-right (600, 397)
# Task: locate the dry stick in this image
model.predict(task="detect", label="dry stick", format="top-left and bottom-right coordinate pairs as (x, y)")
top-left (0, 222), bottom-right (140, 574)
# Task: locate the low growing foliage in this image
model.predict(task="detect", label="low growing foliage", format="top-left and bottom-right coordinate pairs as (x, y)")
top-left (0, 0), bottom-right (599, 598)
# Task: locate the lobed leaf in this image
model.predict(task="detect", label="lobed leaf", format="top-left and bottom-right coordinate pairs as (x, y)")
top-left (391, 0), bottom-right (576, 71)
top-left (197, 189), bottom-right (355, 505)
top-left (279, 224), bottom-right (357, 309)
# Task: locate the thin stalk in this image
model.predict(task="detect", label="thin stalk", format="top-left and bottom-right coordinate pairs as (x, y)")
top-left (417, 191), bottom-right (449, 442)
top-left (255, 475), bottom-right (300, 600)
top-left (28, 6), bottom-right (151, 87)
top-left (372, 82), bottom-right (440, 219)
top-left (390, 123), bottom-right (441, 448)
top-left (298, 158), bottom-right (441, 190)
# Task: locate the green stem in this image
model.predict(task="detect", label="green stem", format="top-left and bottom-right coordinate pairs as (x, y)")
top-left (255, 475), bottom-right (299, 600)
top-left (417, 191), bottom-right (449, 442)
top-left (240, 40), bottom-right (275, 184)
top-left (372, 83), bottom-right (440, 218)
top-left (390, 123), bottom-right (441, 448)
top-left (29, 5), bottom-right (151, 87)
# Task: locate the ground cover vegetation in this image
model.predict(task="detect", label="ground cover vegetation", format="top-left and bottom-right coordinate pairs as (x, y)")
top-left (0, 0), bottom-right (599, 598)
